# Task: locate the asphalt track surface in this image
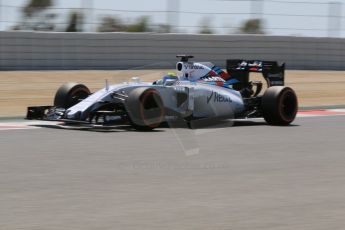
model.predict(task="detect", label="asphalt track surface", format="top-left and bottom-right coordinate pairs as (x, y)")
top-left (1, 115), bottom-right (345, 230)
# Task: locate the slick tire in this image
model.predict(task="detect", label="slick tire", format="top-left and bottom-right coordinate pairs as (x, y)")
top-left (126, 88), bottom-right (165, 131)
top-left (262, 86), bottom-right (298, 126)
top-left (54, 83), bottom-right (90, 109)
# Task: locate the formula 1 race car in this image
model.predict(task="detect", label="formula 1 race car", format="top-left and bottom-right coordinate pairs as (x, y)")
top-left (26, 55), bottom-right (298, 130)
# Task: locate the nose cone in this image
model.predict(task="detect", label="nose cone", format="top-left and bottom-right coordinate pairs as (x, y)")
top-left (66, 110), bottom-right (83, 120)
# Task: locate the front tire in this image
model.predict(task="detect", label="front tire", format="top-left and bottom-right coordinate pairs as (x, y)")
top-left (54, 83), bottom-right (90, 109)
top-left (261, 86), bottom-right (298, 125)
top-left (126, 88), bottom-right (165, 131)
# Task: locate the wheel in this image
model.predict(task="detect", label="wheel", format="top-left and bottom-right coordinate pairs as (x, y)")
top-left (126, 88), bottom-right (165, 131)
top-left (261, 86), bottom-right (298, 125)
top-left (54, 83), bottom-right (90, 109)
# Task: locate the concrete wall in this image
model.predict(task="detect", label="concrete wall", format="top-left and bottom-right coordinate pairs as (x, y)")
top-left (1, 31), bottom-right (345, 70)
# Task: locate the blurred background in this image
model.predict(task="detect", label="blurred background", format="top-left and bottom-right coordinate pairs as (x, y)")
top-left (1, 0), bottom-right (345, 71)
top-left (0, 0), bottom-right (344, 37)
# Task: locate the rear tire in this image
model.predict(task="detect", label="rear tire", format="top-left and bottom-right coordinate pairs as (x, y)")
top-left (54, 83), bottom-right (90, 109)
top-left (262, 86), bottom-right (298, 125)
top-left (126, 88), bottom-right (165, 131)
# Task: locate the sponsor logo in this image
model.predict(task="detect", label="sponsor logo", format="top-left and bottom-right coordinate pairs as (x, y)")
top-left (270, 80), bottom-right (284, 85)
top-left (184, 63), bottom-right (204, 70)
top-left (207, 91), bottom-right (233, 104)
top-left (268, 73), bottom-right (283, 78)
top-left (200, 76), bottom-right (225, 82)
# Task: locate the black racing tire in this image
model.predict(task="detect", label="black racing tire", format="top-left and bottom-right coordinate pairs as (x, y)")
top-left (126, 88), bottom-right (165, 131)
top-left (262, 86), bottom-right (298, 126)
top-left (54, 83), bottom-right (90, 109)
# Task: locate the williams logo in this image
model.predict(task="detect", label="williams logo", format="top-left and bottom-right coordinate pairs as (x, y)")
top-left (184, 63), bottom-right (204, 70)
top-left (207, 91), bottom-right (233, 104)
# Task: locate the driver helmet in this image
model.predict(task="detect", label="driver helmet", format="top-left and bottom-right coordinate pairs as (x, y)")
top-left (163, 72), bottom-right (178, 83)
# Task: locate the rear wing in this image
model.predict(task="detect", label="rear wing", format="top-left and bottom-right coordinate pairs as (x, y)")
top-left (226, 59), bottom-right (285, 87)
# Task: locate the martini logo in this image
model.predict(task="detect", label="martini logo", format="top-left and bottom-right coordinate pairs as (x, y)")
top-left (207, 91), bottom-right (232, 104)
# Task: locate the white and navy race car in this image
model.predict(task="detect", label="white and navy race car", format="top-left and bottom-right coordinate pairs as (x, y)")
top-left (26, 55), bottom-right (298, 130)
